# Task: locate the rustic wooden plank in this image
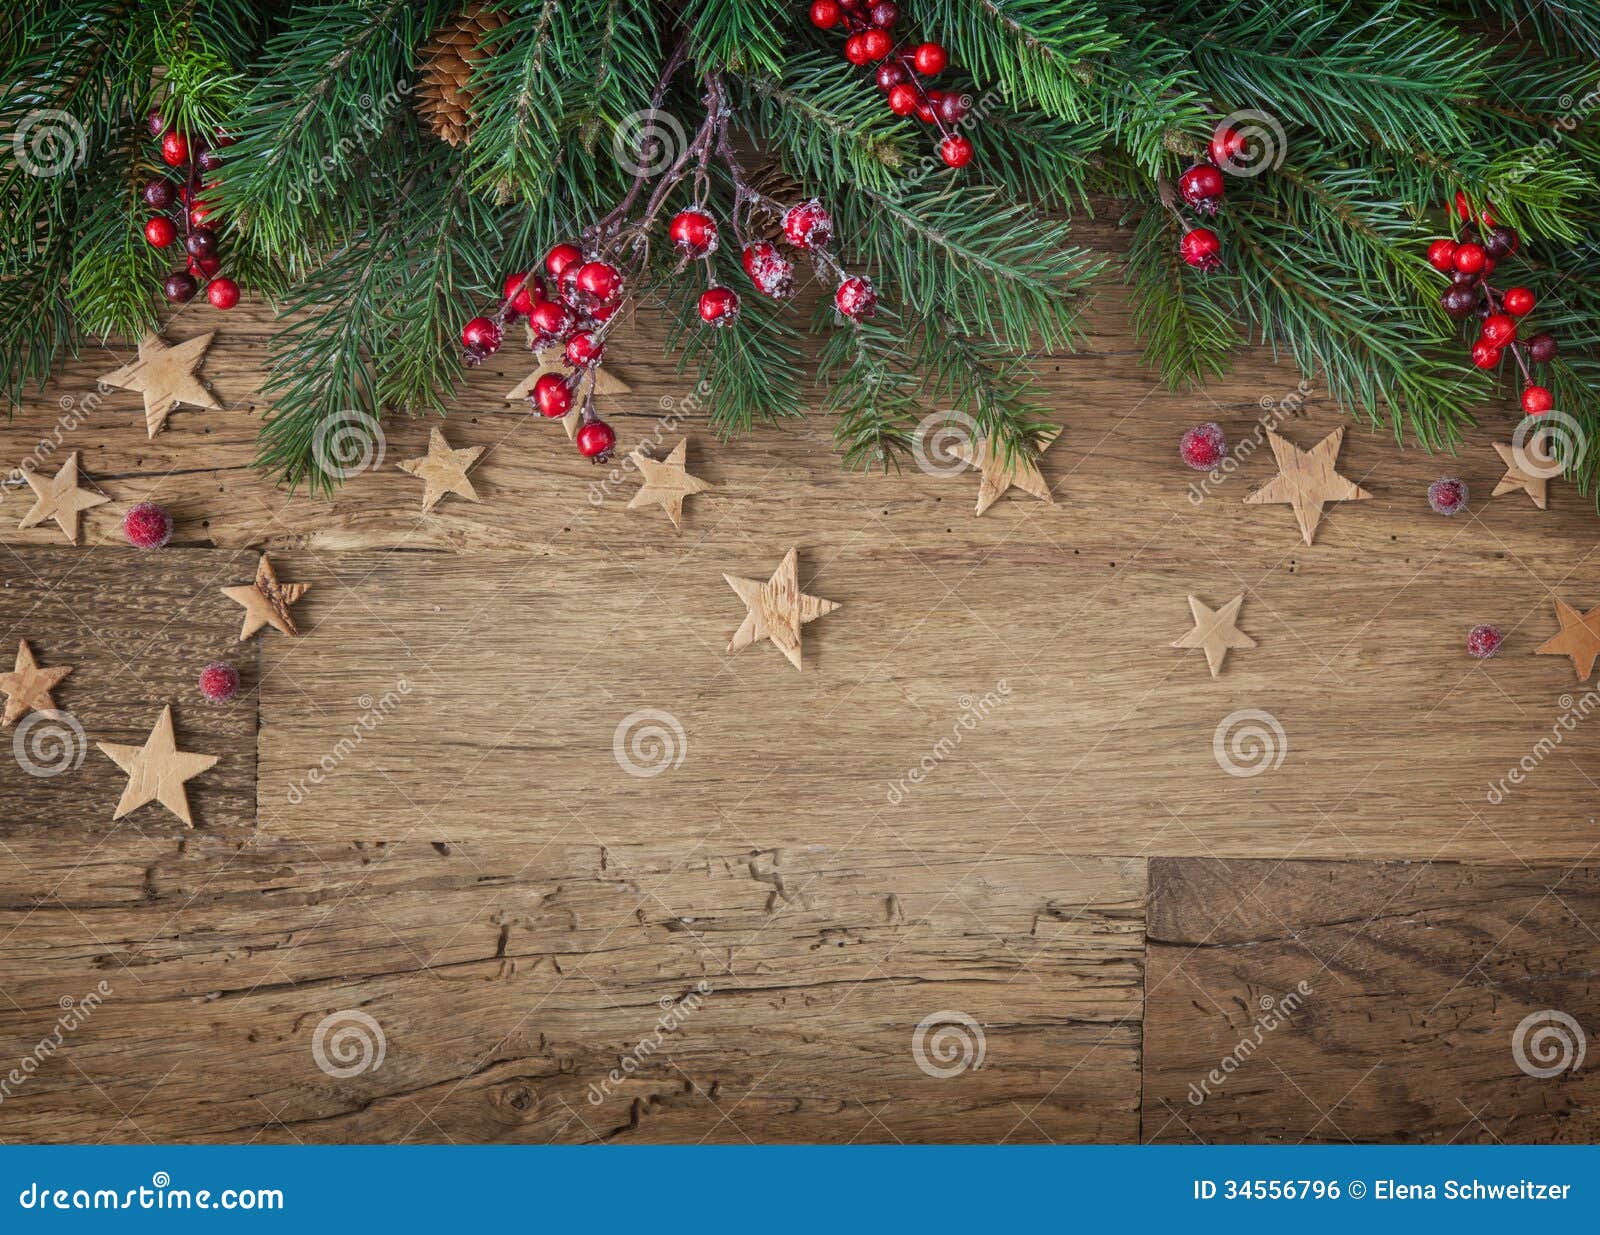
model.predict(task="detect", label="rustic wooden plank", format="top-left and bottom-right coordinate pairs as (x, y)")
top-left (0, 548), bottom-right (256, 833)
top-left (0, 836), bottom-right (1142, 1142)
top-left (1141, 856), bottom-right (1600, 1143)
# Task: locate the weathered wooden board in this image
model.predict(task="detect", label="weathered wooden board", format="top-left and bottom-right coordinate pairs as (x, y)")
top-left (1142, 857), bottom-right (1600, 1143)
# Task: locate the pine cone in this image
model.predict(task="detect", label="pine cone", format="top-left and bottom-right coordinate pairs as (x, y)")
top-left (416, 1), bottom-right (507, 147)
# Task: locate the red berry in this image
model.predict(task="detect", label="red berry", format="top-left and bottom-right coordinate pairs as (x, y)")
top-left (159, 130), bottom-right (189, 167)
top-left (834, 275), bottom-right (877, 321)
top-left (1469, 340), bottom-right (1501, 369)
top-left (1179, 422), bottom-right (1227, 471)
top-left (1180, 227), bottom-right (1222, 270)
top-left (206, 277), bottom-right (240, 310)
top-left (143, 216), bottom-right (176, 248)
top-left (668, 209), bottom-right (718, 256)
top-left (187, 255), bottom-right (220, 279)
top-left (1425, 239), bottom-right (1457, 271)
top-left (1466, 623), bottom-right (1503, 660)
top-left (545, 243), bottom-right (583, 279)
top-left (503, 272), bottom-right (537, 316)
top-left (575, 260), bottom-right (623, 305)
top-left (527, 298), bottom-right (573, 341)
top-left (939, 135), bottom-right (974, 168)
top-left (1178, 163), bottom-right (1225, 212)
top-left (1452, 243), bottom-right (1486, 274)
top-left (1522, 385), bottom-right (1554, 415)
top-left (565, 330), bottom-right (603, 367)
top-left (1427, 476), bottom-right (1468, 516)
top-left (462, 316), bottom-right (502, 355)
top-left (887, 82), bottom-right (919, 115)
top-left (164, 272), bottom-right (197, 303)
top-left (869, 1), bottom-right (899, 25)
top-left (912, 42), bottom-right (947, 75)
top-left (198, 662), bottom-right (240, 703)
top-left (122, 501), bottom-right (173, 550)
top-left (860, 28), bottom-right (891, 59)
top-left (810, 0), bottom-right (841, 27)
top-left (1527, 333), bottom-right (1559, 364)
top-left (741, 242), bottom-right (795, 298)
top-left (532, 373), bottom-right (572, 418)
top-left (1502, 286), bottom-right (1535, 317)
top-left (1208, 126), bottom-right (1246, 169)
top-left (589, 300), bottom-right (620, 324)
top-left (1481, 313), bottom-right (1516, 347)
top-left (782, 200), bottom-right (832, 249)
top-left (844, 33), bottom-right (871, 64)
top-left (698, 286), bottom-right (741, 326)
top-left (915, 99), bottom-right (936, 123)
top-left (576, 419), bottom-right (617, 460)
top-left (938, 91), bottom-right (969, 124)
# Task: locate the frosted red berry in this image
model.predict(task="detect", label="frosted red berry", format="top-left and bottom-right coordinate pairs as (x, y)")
top-left (1427, 476), bottom-right (1467, 516)
top-left (528, 298), bottom-right (573, 341)
top-left (698, 286), bottom-right (741, 326)
top-left (939, 135), bottom-right (974, 168)
top-left (1208, 125), bottom-right (1247, 169)
top-left (122, 501), bottom-right (173, 550)
top-left (206, 277), bottom-right (240, 310)
top-left (503, 272), bottom-right (537, 316)
top-left (533, 373), bottom-right (572, 418)
top-left (545, 243), bottom-right (583, 279)
top-left (668, 209), bottom-right (719, 256)
top-left (575, 260), bottom-right (623, 306)
top-left (834, 276), bottom-right (878, 320)
top-left (1467, 624), bottom-right (1503, 659)
top-left (742, 243), bottom-right (794, 298)
top-left (1178, 163), bottom-right (1225, 213)
top-left (198, 662), bottom-right (241, 703)
top-left (576, 419), bottom-right (617, 460)
top-left (1522, 385), bottom-right (1554, 415)
top-left (1179, 422), bottom-right (1227, 471)
top-left (782, 200), bottom-right (832, 250)
top-left (462, 316), bottom-right (502, 355)
top-left (1180, 227), bottom-right (1222, 270)
top-left (565, 330), bottom-right (603, 367)
top-left (860, 28), bottom-right (891, 59)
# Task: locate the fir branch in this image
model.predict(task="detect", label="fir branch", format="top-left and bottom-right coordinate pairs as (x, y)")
top-left (1125, 207), bottom-right (1239, 388)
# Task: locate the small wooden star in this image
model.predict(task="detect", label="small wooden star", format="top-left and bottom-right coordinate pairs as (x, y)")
top-left (97, 704), bottom-right (218, 827)
top-left (222, 555), bottom-right (309, 640)
top-left (398, 427), bottom-right (485, 512)
top-left (1492, 440), bottom-right (1553, 510)
top-left (17, 451), bottom-right (110, 544)
top-left (0, 640), bottom-right (72, 726)
top-left (99, 332), bottom-right (220, 436)
top-left (1171, 593), bottom-right (1258, 678)
top-left (628, 438), bottom-right (711, 529)
top-left (951, 427), bottom-right (1060, 516)
top-left (1244, 427), bottom-right (1371, 545)
top-left (724, 548), bottom-right (840, 671)
top-left (1535, 597), bottom-right (1600, 681)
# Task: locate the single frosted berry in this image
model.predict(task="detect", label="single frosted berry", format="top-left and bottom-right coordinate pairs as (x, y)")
top-left (1469, 340), bottom-right (1500, 369)
top-left (1522, 385), bottom-right (1554, 416)
top-left (545, 243), bottom-right (583, 279)
top-left (912, 41), bottom-right (947, 75)
top-left (1180, 227), bottom-right (1222, 270)
top-left (1452, 242), bottom-right (1487, 274)
top-left (207, 277), bottom-right (240, 310)
top-left (887, 82), bottom-right (919, 115)
top-left (1178, 163), bottom-right (1225, 213)
top-left (575, 260), bottom-right (623, 306)
top-left (1527, 333), bottom-right (1559, 364)
top-left (741, 243), bottom-right (795, 298)
top-left (1502, 286), bottom-right (1535, 317)
top-left (198, 662), bottom-right (241, 703)
top-left (698, 286), bottom-right (741, 326)
top-left (1427, 476), bottom-right (1467, 515)
top-left (668, 209), bottom-right (719, 256)
top-left (1466, 624), bottom-right (1503, 659)
top-left (144, 216), bottom-right (177, 248)
top-left (159, 130), bottom-right (189, 167)
top-left (164, 271), bottom-right (197, 303)
top-left (527, 298), bottom-right (573, 341)
top-left (565, 330), bottom-right (603, 367)
top-left (834, 276), bottom-right (878, 321)
top-left (122, 501), bottom-right (173, 550)
top-left (1481, 313), bottom-right (1516, 347)
top-left (939, 135), bottom-right (974, 168)
top-left (503, 272), bottom-right (537, 316)
top-left (1179, 422), bottom-right (1227, 471)
top-left (782, 200), bottom-right (832, 250)
top-left (1208, 125), bottom-right (1247, 169)
top-left (589, 300), bottom-right (620, 324)
top-left (142, 178), bottom-right (175, 209)
top-left (462, 316), bottom-right (502, 355)
top-left (810, 0), bottom-right (841, 27)
top-left (533, 373), bottom-right (572, 418)
top-left (576, 419), bottom-right (617, 461)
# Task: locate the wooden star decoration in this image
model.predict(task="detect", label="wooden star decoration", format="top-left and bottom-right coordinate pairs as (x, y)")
top-left (951, 427), bottom-right (1060, 516)
top-left (1243, 427), bottom-right (1371, 545)
top-left (17, 451), bottom-right (110, 544)
top-left (398, 427), bottom-right (485, 512)
top-left (98, 332), bottom-right (220, 436)
top-left (1171, 593), bottom-right (1258, 678)
top-left (96, 704), bottom-right (218, 827)
top-left (222, 555), bottom-right (309, 640)
top-left (1492, 440), bottom-right (1553, 510)
top-left (0, 640), bottom-right (73, 726)
top-left (724, 548), bottom-right (840, 671)
top-left (628, 438), bottom-right (711, 529)
top-left (507, 335), bottom-right (633, 439)
top-left (1535, 597), bottom-right (1600, 681)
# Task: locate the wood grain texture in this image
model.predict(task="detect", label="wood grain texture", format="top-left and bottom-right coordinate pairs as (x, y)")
top-left (1142, 857), bottom-right (1600, 1144)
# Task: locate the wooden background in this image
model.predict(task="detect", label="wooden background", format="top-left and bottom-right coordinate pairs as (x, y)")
top-left (1, 215), bottom-right (1596, 1143)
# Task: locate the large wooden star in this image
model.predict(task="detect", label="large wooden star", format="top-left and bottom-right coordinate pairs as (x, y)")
top-left (96, 704), bottom-right (218, 826)
top-left (1244, 427), bottom-right (1371, 545)
top-left (724, 548), bottom-right (840, 671)
top-left (1171, 593), bottom-right (1257, 678)
top-left (1535, 597), bottom-right (1600, 681)
top-left (628, 438), bottom-right (711, 529)
top-left (951, 427), bottom-right (1060, 516)
top-left (17, 451), bottom-right (110, 544)
top-left (0, 640), bottom-right (72, 726)
top-left (398, 427), bottom-right (485, 512)
top-left (99, 332), bottom-right (219, 436)
top-left (222, 555), bottom-right (309, 640)
top-left (1492, 440), bottom-right (1553, 510)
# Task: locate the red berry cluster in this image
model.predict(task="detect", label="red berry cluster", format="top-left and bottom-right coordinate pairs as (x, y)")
top-left (464, 243), bottom-right (624, 462)
top-left (809, 1), bottom-right (973, 169)
top-left (141, 111), bottom-right (240, 310)
top-left (1174, 128), bottom-right (1238, 271)
top-left (1427, 194), bottom-right (1559, 416)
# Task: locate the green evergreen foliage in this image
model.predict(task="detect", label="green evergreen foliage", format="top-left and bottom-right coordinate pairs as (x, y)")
top-left (2, 0), bottom-right (1598, 504)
